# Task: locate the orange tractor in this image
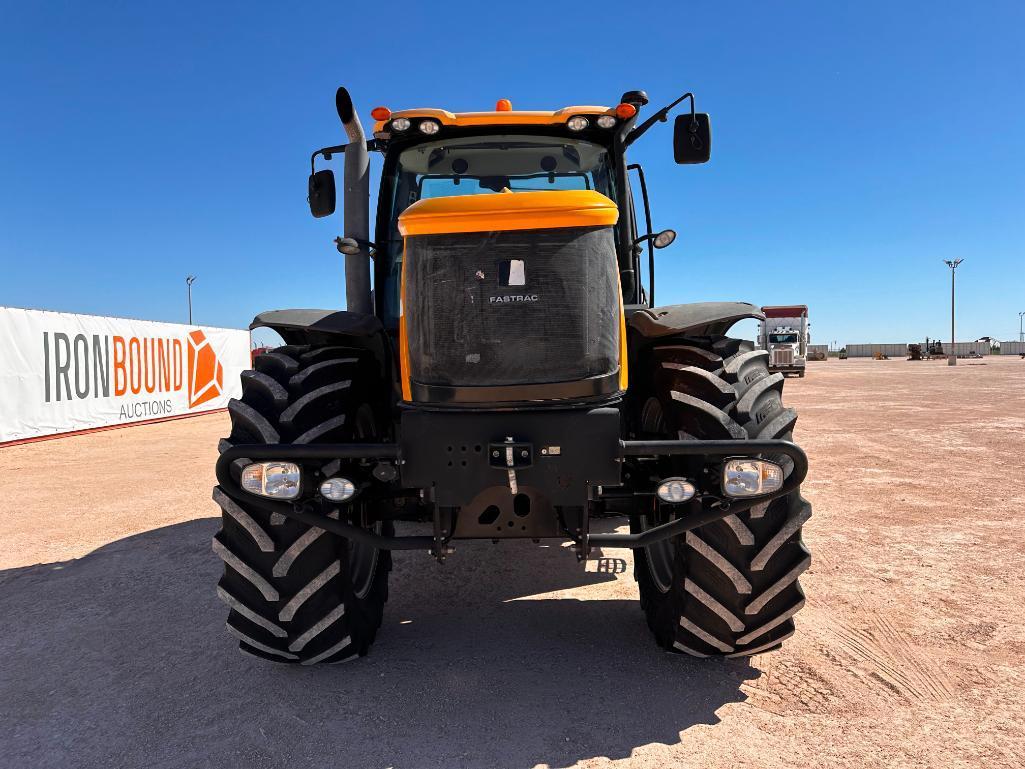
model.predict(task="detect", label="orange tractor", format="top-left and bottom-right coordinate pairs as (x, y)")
top-left (211, 88), bottom-right (811, 665)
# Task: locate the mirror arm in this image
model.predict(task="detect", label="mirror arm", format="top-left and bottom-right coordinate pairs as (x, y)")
top-left (310, 143), bottom-right (348, 175)
top-left (309, 140), bottom-right (381, 175)
top-left (624, 92), bottom-right (695, 149)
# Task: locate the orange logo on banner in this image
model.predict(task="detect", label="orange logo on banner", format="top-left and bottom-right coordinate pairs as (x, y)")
top-left (187, 330), bottom-right (224, 408)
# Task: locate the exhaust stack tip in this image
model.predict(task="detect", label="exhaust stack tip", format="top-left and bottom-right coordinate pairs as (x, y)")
top-left (335, 87), bottom-right (365, 146)
top-left (335, 87), bottom-right (356, 125)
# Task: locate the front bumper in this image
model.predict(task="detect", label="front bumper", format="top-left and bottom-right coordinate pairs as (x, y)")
top-left (214, 414), bottom-right (808, 554)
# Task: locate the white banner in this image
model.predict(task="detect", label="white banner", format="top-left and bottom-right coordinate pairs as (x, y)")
top-left (0, 307), bottom-right (250, 444)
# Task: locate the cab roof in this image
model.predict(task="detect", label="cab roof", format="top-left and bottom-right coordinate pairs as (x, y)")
top-left (372, 105), bottom-right (616, 136)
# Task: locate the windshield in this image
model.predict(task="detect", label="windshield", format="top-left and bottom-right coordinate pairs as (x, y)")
top-left (379, 134), bottom-right (618, 324)
top-left (769, 333), bottom-right (799, 344)
top-left (394, 134), bottom-right (615, 205)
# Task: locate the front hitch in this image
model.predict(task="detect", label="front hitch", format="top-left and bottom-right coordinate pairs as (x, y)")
top-left (214, 437), bottom-right (807, 553)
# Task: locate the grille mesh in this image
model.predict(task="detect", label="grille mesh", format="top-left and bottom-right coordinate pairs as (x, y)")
top-left (772, 348), bottom-right (794, 365)
top-left (405, 226), bottom-right (620, 388)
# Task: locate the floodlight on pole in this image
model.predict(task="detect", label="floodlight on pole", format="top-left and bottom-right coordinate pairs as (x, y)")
top-left (1018, 311), bottom-right (1024, 343)
top-left (186, 275), bottom-right (197, 325)
top-left (943, 259), bottom-right (963, 366)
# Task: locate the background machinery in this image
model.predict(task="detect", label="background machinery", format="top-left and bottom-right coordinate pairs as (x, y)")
top-left (759, 305), bottom-right (810, 376)
top-left (210, 87), bottom-right (812, 665)
top-left (908, 339), bottom-right (946, 360)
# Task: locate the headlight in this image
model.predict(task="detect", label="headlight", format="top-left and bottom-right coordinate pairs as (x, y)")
top-left (418, 119), bottom-right (441, 135)
top-left (596, 114), bottom-right (617, 129)
top-left (566, 116), bottom-right (589, 131)
top-left (656, 477), bottom-right (696, 504)
top-left (653, 229), bottom-right (677, 249)
top-left (320, 477), bottom-right (356, 502)
top-left (241, 462), bottom-right (301, 499)
top-left (391, 117), bottom-right (411, 131)
top-left (722, 459), bottom-right (784, 498)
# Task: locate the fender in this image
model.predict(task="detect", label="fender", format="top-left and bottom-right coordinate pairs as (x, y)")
top-left (628, 301), bottom-right (764, 339)
top-left (250, 308), bottom-right (392, 382)
top-left (251, 308), bottom-right (382, 342)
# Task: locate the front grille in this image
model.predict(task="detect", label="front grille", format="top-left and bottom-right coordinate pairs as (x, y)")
top-left (772, 348), bottom-right (794, 366)
top-left (404, 226), bottom-right (620, 389)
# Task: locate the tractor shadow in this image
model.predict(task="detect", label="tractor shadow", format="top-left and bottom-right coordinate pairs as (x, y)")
top-left (0, 518), bottom-right (757, 769)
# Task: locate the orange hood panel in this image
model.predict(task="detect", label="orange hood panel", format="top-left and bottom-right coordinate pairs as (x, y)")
top-left (397, 189), bottom-right (619, 237)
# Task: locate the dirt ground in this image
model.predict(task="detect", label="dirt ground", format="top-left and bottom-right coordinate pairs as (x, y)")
top-left (2, 357), bottom-right (1023, 769)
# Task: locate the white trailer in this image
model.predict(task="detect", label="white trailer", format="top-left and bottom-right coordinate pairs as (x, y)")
top-left (759, 305), bottom-right (809, 377)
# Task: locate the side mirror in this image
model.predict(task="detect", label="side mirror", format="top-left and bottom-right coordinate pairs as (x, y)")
top-left (673, 113), bottom-right (711, 164)
top-left (308, 169), bottom-right (336, 218)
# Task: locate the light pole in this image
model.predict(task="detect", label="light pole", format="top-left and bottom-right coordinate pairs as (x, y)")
top-left (1019, 311), bottom-right (1024, 343)
top-left (186, 275), bottom-right (196, 324)
top-left (943, 259), bottom-right (963, 366)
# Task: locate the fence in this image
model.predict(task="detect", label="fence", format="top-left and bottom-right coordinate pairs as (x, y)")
top-left (1000, 341), bottom-right (1025, 355)
top-left (844, 343), bottom-right (910, 358)
top-left (807, 344), bottom-right (829, 359)
top-left (844, 341), bottom-right (991, 358)
top-left (947, 342), bottom-right (990, 357)
top-left (0, 306), bottom-right (249, 444)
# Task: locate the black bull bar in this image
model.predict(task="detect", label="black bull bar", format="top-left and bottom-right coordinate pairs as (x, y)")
top-left (215, 439), bottom-right (807, 552)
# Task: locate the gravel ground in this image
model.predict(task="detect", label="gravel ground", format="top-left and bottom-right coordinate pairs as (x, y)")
top-left (2, 357), bottom-right (1023, 768)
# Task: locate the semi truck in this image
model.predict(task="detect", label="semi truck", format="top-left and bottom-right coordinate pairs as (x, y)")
top-left (759, 305), bottom-right (809, 377)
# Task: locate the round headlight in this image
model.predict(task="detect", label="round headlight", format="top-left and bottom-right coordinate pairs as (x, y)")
top-left (596, 115), bottom-right (617, 129)
top-left (418, 119), bottom-right (441, 135)
top-left (391, 117), bottom-right (411, 131)
top-left (566, 116), bottom-right (589, 132)
top-left (653, 229), bottom-right (677, 249)
top-left (320, 477), bottom-right (356, 502)
top-left (334, 237), bottom-right (361, 255)
top-left (656, 477), bottom-right (696, 504)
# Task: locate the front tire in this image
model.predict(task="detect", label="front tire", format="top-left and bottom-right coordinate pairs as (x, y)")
top-left (212, 344), bottom-right (392, 664)
top-left (632, 340), bottom-right (812, 657)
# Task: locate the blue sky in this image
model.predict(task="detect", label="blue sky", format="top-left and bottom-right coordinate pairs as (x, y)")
top-left (2, 1), bottom-right (1023, 346)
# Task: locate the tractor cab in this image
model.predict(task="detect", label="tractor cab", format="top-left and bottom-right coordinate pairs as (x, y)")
top-left (310, 94), bottom-right (710, 319)
top-left (308, 95), bottom-right (710, 407)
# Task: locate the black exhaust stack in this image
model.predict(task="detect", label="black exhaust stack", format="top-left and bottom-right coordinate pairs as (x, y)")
top-left (335, 88), bottom-right (372, 316)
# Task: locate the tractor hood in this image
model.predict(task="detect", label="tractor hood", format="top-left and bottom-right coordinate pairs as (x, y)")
top-left (398, 189), bottom-right (618, 237)
top-left (397, 189), bottom-right (623, 402)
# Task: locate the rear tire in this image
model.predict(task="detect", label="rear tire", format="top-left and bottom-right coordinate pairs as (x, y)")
top-left (632, 339), bottom-right (811, 657)
top-left (212, 343), bottom-right (392, 664)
